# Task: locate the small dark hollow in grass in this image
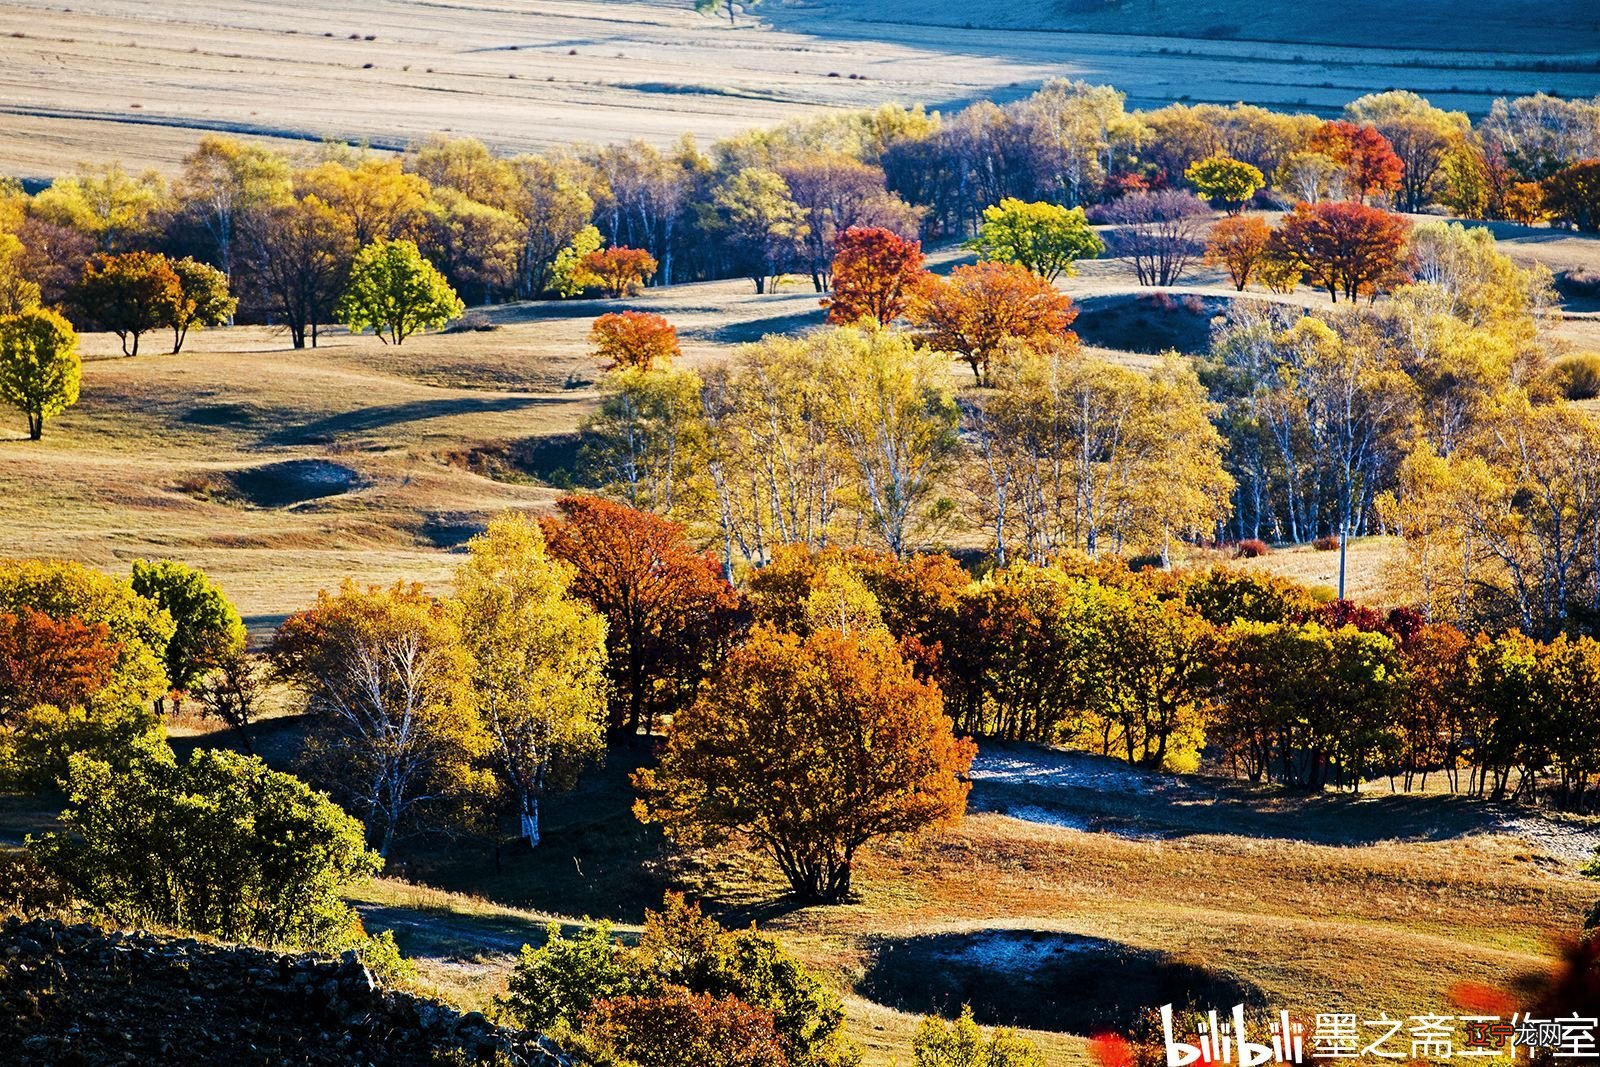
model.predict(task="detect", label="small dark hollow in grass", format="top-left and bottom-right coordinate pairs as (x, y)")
top-left (183, 402), bottom-right (259, 426)
top-left (417, 514), bottom-right (485, 549)
top-left (226, 459), bottom-right (363, 508)
top-left (859, 929), bottom-right (1264, 1035)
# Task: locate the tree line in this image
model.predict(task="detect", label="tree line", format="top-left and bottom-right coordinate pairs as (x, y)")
top-left (575, 214), bottom-right (1600, 639)
top-left (2, 85), bottom-right (1598, 330)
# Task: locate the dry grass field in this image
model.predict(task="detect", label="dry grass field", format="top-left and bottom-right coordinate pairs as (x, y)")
top-left (2, 0), bottom-right (1598, 179)
top-left (328, 742), bottom-right (1598, 1066)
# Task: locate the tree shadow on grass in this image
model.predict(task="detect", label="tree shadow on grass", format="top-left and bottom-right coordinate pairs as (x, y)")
top-left (859, 928), bottom-right (1265, 1034)
top-left (267, 395), bottom-right (561, 445)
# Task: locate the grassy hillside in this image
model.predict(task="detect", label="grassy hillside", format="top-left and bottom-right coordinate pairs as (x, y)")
top-left (2, 0), bottom-right (1597, 179)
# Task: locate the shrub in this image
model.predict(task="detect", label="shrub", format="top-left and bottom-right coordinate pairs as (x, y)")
top-left (0, 850), bottom-right (73, 916)
top-left (30, 738), bottom-right (381, 949)
top-left (1547, 353), bottom-right (1600, 401)
top-left (913, 1005), bottom-right (1044, 1067)
top-left (1312, 534), bottom-right (1341, 551)
top-left (503, 893), bottom-right (860, 1067)
top-left (1234, 538), bottom-right (1271, 559)
top-left (584, 989), bottom-right (787, 1067)
top-left (589, 310), bottom-right (681, 371)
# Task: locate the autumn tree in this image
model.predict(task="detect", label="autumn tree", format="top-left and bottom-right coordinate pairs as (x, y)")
top-left (336, 239), bottom-right (463, 344)
top-left (1204, 215), bottom-right (1272, 291)
top-left (581, 365), bottom-right (706, 514)
top-left (589, 310), bottom-right (681, 370)
top-left (166, 257), bottom-right (236, 353)
top-left (0, 231), bottom-right (42, 314)
top-left (1185, 155), bottom-right (1266, 214)
top-left (1306, 121), bottom-right (1405, 204)
top-left (0, 307), bottom-right (80, 440)
top-left (0, 559), bottom-right (174, 787)
top-left (635, 625), bottom-right (974, 902)
top-left (542, 495), bottom-right (741, 737)
top-left (189, 648), bottom-right (267, 755)
top-left (818, 324), bottom-right (960, 556)
top-left (711, 168), bottom-right (808, 293)
top-left (271, 581), bottom-right (489, 855)
top-left (419, 189), bottom-right (522, 304)
top-left (453, 513), bottom-right (608, 848)
top-left (1102, 190), bottom-right (1211, 287)
top-left (508, 155), bottom-right (597, 299)
top-left (907, 261), bottom-right (1077, 384)
top-left (176, 136), bottom-right (292, 280)
top-left (822, 225), bottom-right (927, 325)
top-left (72, 251), bottom-right (181, 356)
top-left (577, 246), bottom-right (659, 297)
top-left (1345, 91), bottom-right (1470, 212)
top-left (129, 559), bottom-right (245, 710)
top-left (1544, 160), bottom-right (1600, 233)
top-left (0, 608), bottom-right (119, 721)
top-left (237, 194), bottom-right (355, 349)
top-left (965, 198), bottom-right (1103, 281)
top-left (1270, 201), bottom-right (1411, 302)
top-left (776, 152), bottom-right (920, 291)
top-left (32, 163), bottom-right (168, 252)
top-left (296, 157), bottom-right (432, 247)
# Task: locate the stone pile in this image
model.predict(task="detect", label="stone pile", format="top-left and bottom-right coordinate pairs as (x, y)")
top-left (0, 917), bottom-right (564, 1066)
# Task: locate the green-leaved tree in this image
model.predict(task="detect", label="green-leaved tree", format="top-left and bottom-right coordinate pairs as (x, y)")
top-left (335, 238), bottom-right (464, 344)
top-left (965, 198), bottom-right (1103, 281)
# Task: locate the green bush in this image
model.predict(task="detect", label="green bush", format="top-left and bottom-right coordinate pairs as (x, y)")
top-left (30, 738), bottom-right (381, 949)
top-left (503, 894), bottom-right (859, 1067)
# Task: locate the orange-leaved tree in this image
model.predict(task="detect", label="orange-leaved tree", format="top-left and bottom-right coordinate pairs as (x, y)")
top-left (1306, 120), bottom-right (1405, 204)
top-left (577, 246), bottom-right (659, 298)
top-left (635, 624), bottom-right (975, 902)
top-left (589, 310), bottom-right (682, 371)
top-left (71, 251), bottom-right (181, 356)
top-left (1269, 201), bottom-right (1411, 303)
top-left (1204, 215), bottom-right (1273, 291)
top-left (0, 608), bottom-right (120, 722)
top-left (907, 261), bottom-right (1077, 385)
top-left (823, 225), bottom-right (927, 325)
top-left (541, 495), bottom-right (741, 738)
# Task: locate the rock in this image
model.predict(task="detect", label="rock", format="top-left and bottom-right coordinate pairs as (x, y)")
top-left (0, 918), bottom-right (562, 1066)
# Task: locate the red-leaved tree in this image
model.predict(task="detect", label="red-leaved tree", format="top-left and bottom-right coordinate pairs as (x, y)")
top-left (541, 495), bottom-right (742, 738)
top-left (1270, 201), bottom-right (1411, 303)
top-left (0, 608), bottom-right (120, 722)
top-left (823, 225), bottom-right (928, 325)
top-left (1307, 120), bottom-right (1405, 204)
top-left (578, 247), bottom-right (659, 298)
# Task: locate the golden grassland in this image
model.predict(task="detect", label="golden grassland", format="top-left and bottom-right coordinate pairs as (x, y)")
top-left (327, 745), bottom-right (1599, 1066)
top-left (3, 0), bottom-right (1599, 179)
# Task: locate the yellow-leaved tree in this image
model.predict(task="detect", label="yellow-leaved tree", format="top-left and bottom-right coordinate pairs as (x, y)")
top-left (452, 513), bottom-right (608, 849)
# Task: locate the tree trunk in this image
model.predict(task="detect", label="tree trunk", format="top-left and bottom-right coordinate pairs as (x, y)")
top-left (520, 792), bottom-right (541, 849)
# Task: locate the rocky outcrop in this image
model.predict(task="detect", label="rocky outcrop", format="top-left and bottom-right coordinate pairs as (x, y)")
top-left (0, 917), bottom-right (563, 1066)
